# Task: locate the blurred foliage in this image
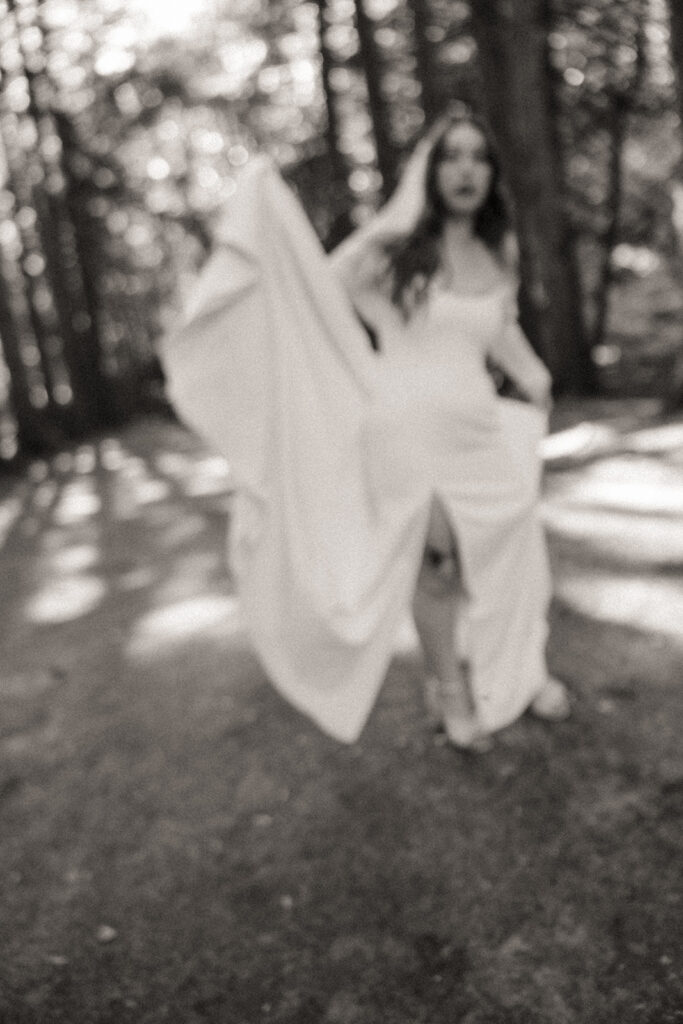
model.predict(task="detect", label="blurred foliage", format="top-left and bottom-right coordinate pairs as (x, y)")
top-left (0, 0), bottom-right (681, 464)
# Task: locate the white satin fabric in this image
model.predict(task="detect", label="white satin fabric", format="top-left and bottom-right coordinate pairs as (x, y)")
top-left (161, 157), bottom-right (552, 742)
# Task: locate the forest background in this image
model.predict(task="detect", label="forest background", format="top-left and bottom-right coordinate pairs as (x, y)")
top-left (0, 0), bottom-right (682, 463)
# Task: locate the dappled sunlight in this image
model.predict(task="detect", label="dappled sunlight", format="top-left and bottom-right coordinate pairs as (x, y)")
top-left (126, 593), bottom-right (243, 658)
top-left (183, 455), bottom-right (232, 498)
top-left (52, 479), bottom-right (102, 526)
top-left (153, 550), bottom-right (223, 603)
top-left (154, 449), bottom-right (231, 498)
top-left (156, 514), bottom-right (209, 549)
top-left (99, 439), bottom-right (126, 472)
top-left (624, 420), bottom-right (683, 455)
top-left (543, 414), bottom-right (683, 468)
top-left (555, 571), bottom-right (683, 638)
top-left (73, 445), bottom-right (97, 474)
top-left (52, 452), bottom-right (75, 474)
top-left (31, 481), bottom-right (58, 510)
top-left (96, 439), bottom-right (227, 521)
top-left (542, 421), bottom-right (619, 464)
top-left (544, 437), bottom-right (683, 634)
top-left (115, 566), bottom-right (157, 592)
top-left (544, 505), bottom-right (683, 565)
top-left (102, 443), bottom-right (176, 519)
top-left (129, 478), bottom-right (172, 505)
top-left (19, 516), bottom-right (42, 539)
top-left (154, 450), bottom-right (195, 477)
top-left (27, 461), bottom-right (50, 484)
top-left (0, 495), bottom-right (23, 549)
top-left (25, 574), bottom-right (108, 624)
top-left (40, 525), bottom-right (97, 553)
top-left (47, 543), bottom-right (100, 574)
top-left (546, 456), bottom-right (683, 516)
top-left (12, 427), bottom-right (232, 632)
top-left (5, 406), bottom-right (679, 670)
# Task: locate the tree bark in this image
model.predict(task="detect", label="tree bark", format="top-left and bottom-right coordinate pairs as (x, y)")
top-left (470, 0), bottom-right (595, 393)
top-left (405, 0), bottom-right (441, 122)
top-left (659, 1), bottom-right (683, 410)
top-left (316, 0), bottom-right (347, 182)
top-left (51, 112), bottom-right (118, 426)
top-left (6, 0), bottom-right (114, 433)
top-left (354, 0), bottom-right (399, 196)
top-left (591, 9), bottom-right (647, 351)
top-left (0, 270), bottom-right (59, 454)
top-left (669, 0), bottom-right (683, 131)
top-left (314, 0), bottom-right (355, 246)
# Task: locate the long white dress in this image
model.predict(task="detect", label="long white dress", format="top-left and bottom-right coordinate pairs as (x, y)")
top-left (160, 157), bottom-right (553, 743)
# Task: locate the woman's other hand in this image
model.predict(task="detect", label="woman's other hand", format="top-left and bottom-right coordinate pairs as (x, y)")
top-left (526, 377), bottom-right (553, 411)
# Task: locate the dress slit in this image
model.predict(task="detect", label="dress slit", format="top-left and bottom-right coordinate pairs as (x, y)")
top-left (161, 158), bottom-right (552, 743)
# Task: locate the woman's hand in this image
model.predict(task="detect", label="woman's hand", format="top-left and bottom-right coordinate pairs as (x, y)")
top-left (525, 377), bottom-right (553, 412)
top-left (376, 116), bottom-right (449, 235)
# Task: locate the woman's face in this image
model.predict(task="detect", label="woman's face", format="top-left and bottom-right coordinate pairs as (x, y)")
top-left (434, 123), bottom-right (493, 218)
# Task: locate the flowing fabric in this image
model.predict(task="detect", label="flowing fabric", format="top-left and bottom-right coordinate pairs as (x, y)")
top-left (161, 157), bottom-right (552, 743)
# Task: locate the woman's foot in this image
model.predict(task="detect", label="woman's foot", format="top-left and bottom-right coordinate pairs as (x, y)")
top-left (424, 674), bottom-right (493, 753)
top-left (443, 716), bottom-right (494, 753)
top-left (530, 677), bottom-right (571, 721)
top-left (423, 674), bottom-right (444, 726)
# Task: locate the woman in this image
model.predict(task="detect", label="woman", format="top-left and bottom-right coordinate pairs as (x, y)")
top-left (161, 109), bottom-right (569, 750)
top-left (329, 109), bottom-right (569, 749)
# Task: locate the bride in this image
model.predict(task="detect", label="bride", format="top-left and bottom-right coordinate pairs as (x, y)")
top-left (161, 107), bottom-right (570, 750)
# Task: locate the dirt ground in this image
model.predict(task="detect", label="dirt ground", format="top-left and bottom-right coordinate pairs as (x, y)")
top-left (0, 398), bottom-right (681, 1024)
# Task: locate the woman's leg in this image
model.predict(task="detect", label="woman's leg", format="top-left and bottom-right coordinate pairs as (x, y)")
top-left (412, 498), bottom-right (490, 749)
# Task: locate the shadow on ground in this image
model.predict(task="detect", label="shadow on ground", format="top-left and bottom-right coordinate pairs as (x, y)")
top-left (0, 400), bottom-right (681, 1024)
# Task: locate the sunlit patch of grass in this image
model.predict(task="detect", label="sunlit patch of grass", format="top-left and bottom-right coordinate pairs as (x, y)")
top-left (554, 571), bottom-right (683, 637)
top-left (24, 574), bottom-right (108, 624)
top-left (126, 593), bottom-right (243, 658)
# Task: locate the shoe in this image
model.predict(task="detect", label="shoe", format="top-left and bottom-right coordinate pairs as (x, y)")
top-left (530, 677), bottom-right (571, 721)
top-left (423, 674), bottom-right (443, 725)
top-left (424, 674), bottom-right (493, 753)
top-left (443, 716), bottom-right (494, 753)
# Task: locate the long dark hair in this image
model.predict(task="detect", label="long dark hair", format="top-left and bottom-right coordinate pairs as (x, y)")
top-left (383, 111), bottom-right (510, 319)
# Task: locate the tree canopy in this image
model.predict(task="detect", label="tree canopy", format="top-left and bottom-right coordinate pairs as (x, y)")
top-left (0, 0), bottom-right (681, 462)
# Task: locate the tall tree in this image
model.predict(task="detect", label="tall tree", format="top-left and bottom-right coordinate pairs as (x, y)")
top-left (405, 0), bottom-right (442, 122)
top-left (354, 0), bottom-right (400, 195)
top-left (667, 0), bottom-right (683, 407)
top-left (0, 270), bottom-right (57, 454)
top-left (470, 0), bottom-right (595, 393)
top-left (313, 0), bottom-right (355, 245)
top-left (587, 2), bottom-right (648, 351)
top-left (669, 0), bottom-right (683, 130)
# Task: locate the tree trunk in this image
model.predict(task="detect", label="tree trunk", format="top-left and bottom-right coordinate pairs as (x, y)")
top-left (669, 0), bottom-right (683, 130)
top-left (470, 0), bottom-right (595, 394)
top-left (590, 106), bottom-right (626, 351)
top-left (316, 0), bottom-right (347, 181)
top-left (51, 114), bottom-right (118, 426)
top-left (591, 8), bottom-right (647, 351)
top-left (354, 0), bottom-right (399, 196)
top-left (405, 0), bottom-right (441, 122)
top-left (660, 0), bottom-right (683, 410)
top-left (315, 0), bottom-right (355, 247)
top-left (0, 270), bottom-right (59, 454)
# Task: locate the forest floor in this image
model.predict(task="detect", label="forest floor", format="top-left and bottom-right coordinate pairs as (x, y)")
top-left (0, 398), bottom-right (682, 1024)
